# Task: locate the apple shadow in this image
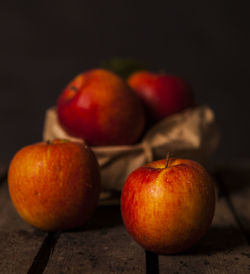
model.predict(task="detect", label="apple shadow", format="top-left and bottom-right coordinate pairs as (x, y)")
top-left (177, 225), bottom-right (246, 256)
top-left (67, 204), bottom-right (123, 233)
top-left (215, 167), bottom-right (250, 197)
top-left (0, 164), bottom-right (7, 185)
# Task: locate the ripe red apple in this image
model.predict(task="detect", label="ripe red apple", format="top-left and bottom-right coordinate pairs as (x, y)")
top-left (57, 69), bottom-right (145, 146)
top-left (121, 156), bottom-right (216, 254)
top-left (128, 71), bottom-right (194, 121)
top-left (8, 139), bottom-right (101, 231)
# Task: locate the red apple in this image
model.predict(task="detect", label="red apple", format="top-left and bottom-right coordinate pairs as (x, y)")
top-left (8, 139), bottom-right (101, 231)
top-left (57, 69), bottom-right (145, 146)
top-left (121, 156), bottom-right (216, 254)
top-left (128, 71), bottom-right (194, 121)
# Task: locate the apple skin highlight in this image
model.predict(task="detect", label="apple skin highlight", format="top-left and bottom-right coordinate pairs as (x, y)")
top-left (8, 139), bottom-right (101, 231)
top-left (121, 158), bottom-right (216, 254)
top-left (57, 69), bottom-right (145, 146)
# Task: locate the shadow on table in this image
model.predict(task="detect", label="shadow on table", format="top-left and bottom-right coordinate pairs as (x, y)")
top-left (67, 204), bottom-right (122, 233)
top-left (182, 225), bottom-right (246, 256)
top-left (216, 167), bottom-right (250, 197)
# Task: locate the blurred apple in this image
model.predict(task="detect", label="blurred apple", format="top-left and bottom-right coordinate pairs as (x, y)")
top-left (128, 71), bottom-right (194, 122)
top-left (57, 69), bottom-right (145, 146)
top-left (121, 156), bottom-right (215, 254)
top-left (8, 139), bottom-right (101, 231)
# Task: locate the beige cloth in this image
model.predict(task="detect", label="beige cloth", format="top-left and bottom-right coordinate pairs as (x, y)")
top-left (43, 105), bottom-right (220, 191)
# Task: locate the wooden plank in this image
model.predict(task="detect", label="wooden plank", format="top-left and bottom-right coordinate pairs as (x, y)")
top-left (2, 164), bottom-right (249, 273)
top-left (0, 181), bottom-right (47, 273)
top-left (217, 165), bottom-right (250, 243)
top-left (158, 191), bottom-right (250, 273)
top-left (44, 204), bottom-right (146, 274)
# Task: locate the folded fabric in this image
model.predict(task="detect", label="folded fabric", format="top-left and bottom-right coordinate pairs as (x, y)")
top-left (43, 105), bottom-right (220, 191)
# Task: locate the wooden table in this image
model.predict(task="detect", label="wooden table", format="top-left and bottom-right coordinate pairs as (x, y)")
top-left (0, 163), bottom-right (250, 274)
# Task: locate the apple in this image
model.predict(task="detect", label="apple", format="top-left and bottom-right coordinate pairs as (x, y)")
top-left (128, 71), bottom-right (194, 121)
top-left (120, 155), bottom-right (216, 254)
top-left (57, 69), bottom-right (145, 146)
top-left (8, 139), bottom-right (101, 231)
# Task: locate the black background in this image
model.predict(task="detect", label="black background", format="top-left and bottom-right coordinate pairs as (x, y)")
top-left (1, 1), bottom-right (250, 164)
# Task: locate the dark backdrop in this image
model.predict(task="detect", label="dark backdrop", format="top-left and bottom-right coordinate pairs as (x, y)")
top-left (1, 1), bottom-right (250, 164)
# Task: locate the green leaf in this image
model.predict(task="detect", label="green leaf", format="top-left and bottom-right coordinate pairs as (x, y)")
top-left (101, 57), bottom-right (148, 79)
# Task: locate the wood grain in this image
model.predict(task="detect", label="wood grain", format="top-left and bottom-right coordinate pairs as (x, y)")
top-left (0, 182), bottom-right (47, 273)
top-left (44, 205), bottom-right (146, 274)
top-left (1, 166), bottom-right (250, 273)
top-left (217, 166), bottom-right (250, 243)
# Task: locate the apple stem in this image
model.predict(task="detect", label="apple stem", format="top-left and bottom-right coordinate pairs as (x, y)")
top-left (165, 152), bottom-right (171, 168)
top-left (46, 140), bottom-right (51, 145)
